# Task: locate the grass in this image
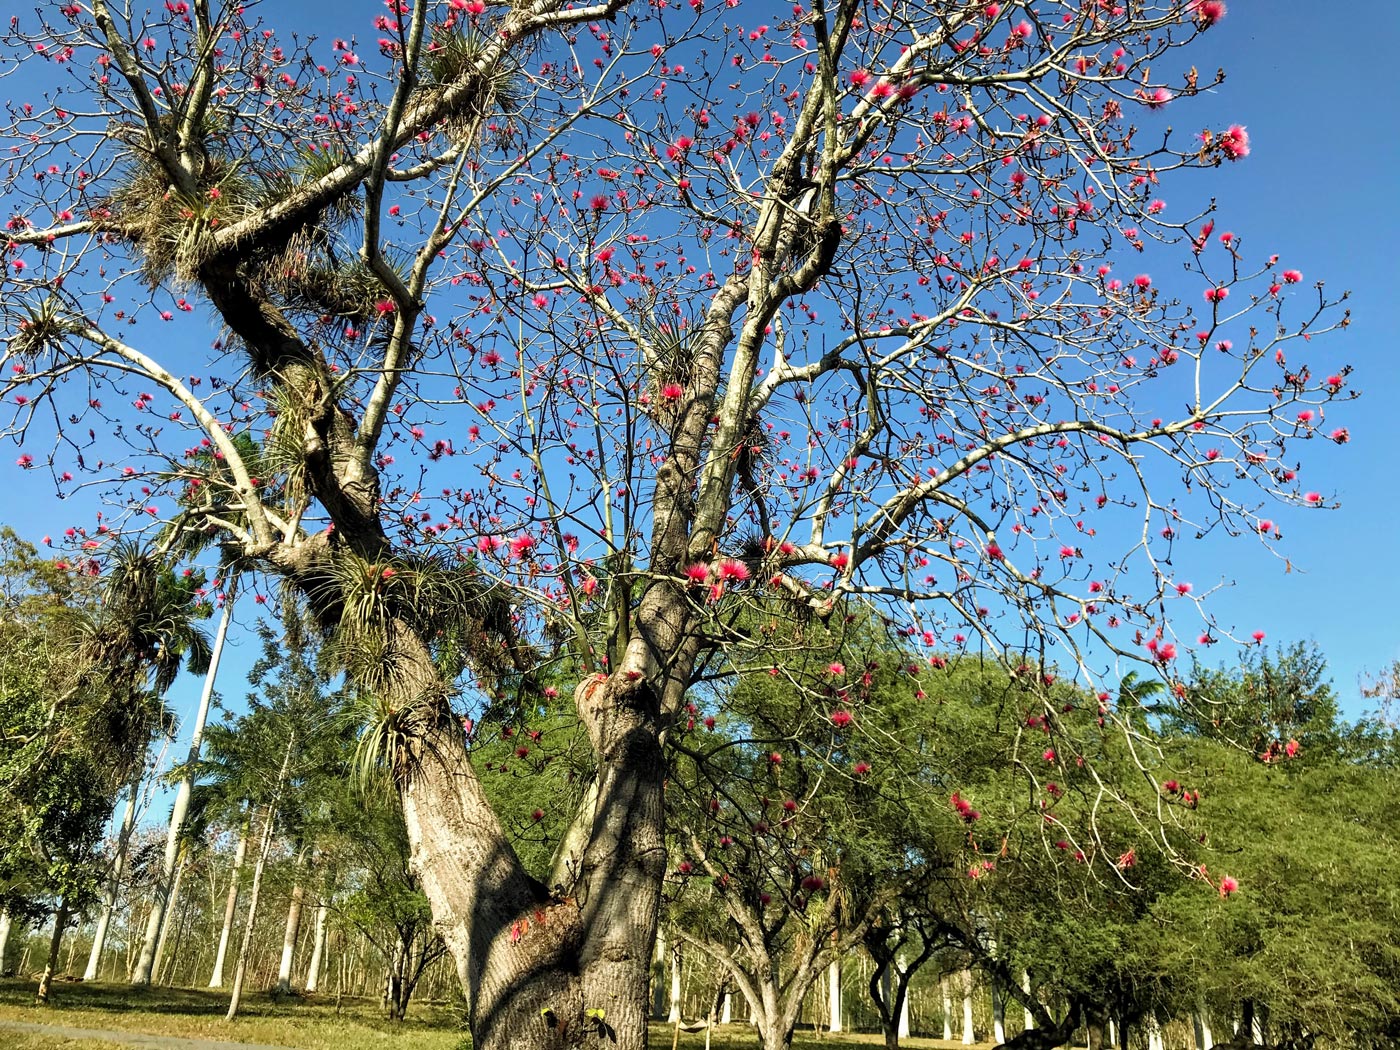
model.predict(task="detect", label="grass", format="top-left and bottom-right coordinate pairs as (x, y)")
top-left (0, 979), bottom-right (991, 1049)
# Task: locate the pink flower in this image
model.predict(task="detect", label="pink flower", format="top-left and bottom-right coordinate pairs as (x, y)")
top-left (660, 382), bottom-right (683, 401)
top-left (1204, 286), bottom-right (1229, 303)
top-left (714, 558), bottom-right (749, 582)
top-left (683, 564), bottom-right (710, 585)
top-left (16, 454), bottom-right (32, 468)
top-left (829, 551), bottom-right (849, 570)
top-left (1219, 875), bottom-right (1239, 897)
top-left (509, 534), bottom-right (535, 559)
top-left (1282, 269), bottom-right (1303, 283)
top-left (830, 708), bottom-right (853, 727)
top-left (1218, 124), bottom-right (1250, 160)
top-left (1133, 274), bottom-right (1152, 289)
top-left (1251, 630), bottom-right (1266, 643)
top-left (827, 662), bottom-right (846, 677)
top-left (1304, 491), bottom-right (1322, 504)
top-left (1190, 0), bottom-right (1227, 26)
top-left (801, 875), bottom-right (825, 892)
top-left (849, 69), bottom-right (871, 88)
top-left (1176, 582), bottom-right (1192, 595)
top-left (1043, 748), bottom-right (1056, 762)
top-left (1284, 738), bottom-right (1300, 758)
top-left (853, 761), bottom-right (871, 775)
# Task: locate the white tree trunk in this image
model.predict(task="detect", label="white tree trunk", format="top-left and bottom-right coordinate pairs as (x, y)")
top-left (962, 969), bottom-right (976, 1045)
top-left (651, 925), bottom-right (669, 1019)
top-left (84, 779), bottom-right (140, 981)
top-left (1023, 971), bottom-right (1035, 1031)
top-left (133, 587), bottom-right (236, 985)
top-left (896, 952), bottom-right (910, 1039)
top-left (668, 938), bottom-right (683, 1022)
top-left (304, 901), bottom-right (329, 993)
top-left (720, 991), bottom-right (732, 1024)
top-left (942, 977), bottom-right (954, 1041)
top-left (1194, 1006), bottom-right (1214, 1050)
top-left (208, 815), bottom-right (249, 987)
top-left (993, 973), bottom-right (1007, 1044)
top-left (0, 907), bottom-right (11, 974)
top-left (827, 958), bottom-right (842, 1033)
top-left (276, 876), bottom-right (307, 993)
top-left (151, 851), bottom-right (187, 983)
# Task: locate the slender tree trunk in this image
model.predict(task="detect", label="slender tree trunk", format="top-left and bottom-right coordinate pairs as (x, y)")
top-left (209, 811), bottom-right (249, 987)
top-left (228, 734), bottom-right (293, 1021)
top-left (896, 954), bottom-right (910, 1040)
top-left (962, 969), bottom-right (976, 1045)
top-left (651, 924), bottom-right (669, 1019)
top-left (133, 583), bottom-right (236, 985)
top-left (85, 778), bottom-right (141, 981)
top-left (942, 977), bottom-right (954, 1041)
top-left (668, 938), bottom-right (683, 1022)
top-left (1023, 971), bottom-right (1036, 1031)
top-left (275, 875), bottom-right (307, 994)
top-left (304, 901), bottom-right (329, 993)
top-left (1195, 1005), bottom-right (1215, 1050)
top-left (828, 957), bottom-right (842, 1033)
top-left (0, 907), bottom-right (12, 975)
top-left (993, 972), bottom-right (1007, 1044)
top-left (152, 850), bottom-right (187, 983)
top-left (35, 901), bottom-right (69, 1004)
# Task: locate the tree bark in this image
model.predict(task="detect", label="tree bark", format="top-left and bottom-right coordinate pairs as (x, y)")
top-left (962, 969), bottom-right (976, 1045)
top-left (0, 907), bottom-right (12, 975)
top-left (942, 977), bottom-right (954, 1041)
top-left (209, 812), bottom-right (249, 987)
top-left (668, 938), bottom-right (683, 1022)
top-left (133, 584), bottom-right (236, 986)
top-left (275, 852), bottom-right (308, 994)
top-left (151, 850), bottom-right (187, 983)
top-left (35, 901), bottom-right (69, 1004)
top-left (85, 778), bottom-right (141, 981)
top-left (828, 957), bottom-right (842, 1033)
top-left (304, 901), bottom-right (329, 993)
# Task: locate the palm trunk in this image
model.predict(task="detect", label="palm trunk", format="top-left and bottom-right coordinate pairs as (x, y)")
top-left (828, 957), bottom-right (842, 1033)
top-left (942, 977), bottom-right (954, 1041)
top-left (35, 901), bottom-right (69, 1004)
top-left (133, 583), bottom-right (235, 985)
top-left (275, 860), bottom-right (307, 994)
top-left (668, 938), bottom-right (683, 1021)
top-left (304, 901), bottom-right (329, 993)
top-left (209, 811), bottom-right (249, 987)
top-left (962, 969), bottom-right (976, 1045)
top-left (84, 778), bottom-right (141, 981)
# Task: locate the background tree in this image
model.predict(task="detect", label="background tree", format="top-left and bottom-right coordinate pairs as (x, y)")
top-left (0, 1), bottom-right (1353, 1045)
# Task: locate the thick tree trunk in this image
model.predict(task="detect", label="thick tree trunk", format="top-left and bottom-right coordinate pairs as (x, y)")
top-left (134, 587), bottom-right (235, 985)
top-left (85, 778), bottom-right (140, 981)
top-left (304, 901), bottom-right (329, 993)
top-left (275, 857), bottom-right (308, 994)
top-left (209, 813), bottom-right (249, 987)
top-left (35, 901), bottom-right (69, 1004)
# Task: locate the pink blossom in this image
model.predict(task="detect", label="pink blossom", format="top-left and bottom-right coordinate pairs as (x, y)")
top-left (1284, 738), bottom-right (1300, 758)
top-left (1043, 748), bottom-right (1056, 762)
top-left (714, 558), bottom-right (749, 582)
top-left (1190, 0), bottom-right (1228, 26)
top-left (853, 761), bottom-right (871, 775)
top-left (509, 534), bottom-right (535, 559)
top-left (830, 708), bottom-right (853, 727)
top-left (1251, 630), bottom-right (1266, 643)
top-left (1218, 124), bottom-right (1250, 160)
top-left (1204, 286), bottom-right (1229, 303)
top-left (1176, 582), bottom-right (1192, 595)
top-left (827, 662), bottom-right (846, 677)
top-left (683, 563), bottom-right (709, 585)
top-left (660, 382), bottom-right (683, 401)
top-left (1218, 874), bottom-right (1239, 897)
top-left (1282, 269), bottom-right (1303, 283)
top-left (1133, 274), bottom-right (1152, 289)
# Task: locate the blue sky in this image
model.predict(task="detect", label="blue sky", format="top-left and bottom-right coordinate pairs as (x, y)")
top-left (3, 0), bottom-right (1397, 766)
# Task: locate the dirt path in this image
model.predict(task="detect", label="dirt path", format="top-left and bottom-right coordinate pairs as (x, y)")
top-left (0, 1018), bottom-right (295, 1050)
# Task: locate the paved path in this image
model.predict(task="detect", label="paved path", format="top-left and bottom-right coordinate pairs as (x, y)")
top-left (0, 1018), bottom-right (295, 1050)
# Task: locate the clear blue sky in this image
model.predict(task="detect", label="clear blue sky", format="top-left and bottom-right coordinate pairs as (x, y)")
top-left (3, 2), bottom-right (1397, 751)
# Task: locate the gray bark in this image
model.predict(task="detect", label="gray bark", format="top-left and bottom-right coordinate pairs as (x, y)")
top-left (35, 901), bottom-right (69, 1004)
top-left (84, 778), bottom-right (141, 981)
top-left (275, 870), bottom-right (307, 994)
top-left (0, 907), bottom-right (10, 974)
top-left (304, 901), bottom-right (329, 993)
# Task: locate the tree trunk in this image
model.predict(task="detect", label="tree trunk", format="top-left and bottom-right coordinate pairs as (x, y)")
top-left (0, 907), bottom-right (12, 975)
top-left (651, 924), bottom-right (669, 1020)
top-left (85, 778), bottom-right (140, 981)
top-left (1195, 1005), bottom-right (1215, 1050)
top-left (1023, 971), bottom-right (1036, 1032)
top-left (35, 901), bottom-right (69, 1004)
top-left (228, 736), bottom-right (293, 1021)
top-left (152, 850), bottom-right (187, 983)
top-left (668, 938), bottom-right (683, 1021)
top-left (993, 971), bottom-right (1007, 1044)
top-left (304, 901), bottom-right (329, 993)
top-left (275, 855), bottom-right (308, 994)
top-left (828, 957), bottom-right (842, 1033)
top-left (942, 977), bottom-right (954, 1041)
top-left (133, 585), bottom-right (236, 986)
top-left (209, 812), bottom-right (250, 987)
top-left (962, 970), bottom-right (977, 1045)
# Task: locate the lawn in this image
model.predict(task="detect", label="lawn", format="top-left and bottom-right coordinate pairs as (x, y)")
top-left (0, 979), bottom-right (989, 1049)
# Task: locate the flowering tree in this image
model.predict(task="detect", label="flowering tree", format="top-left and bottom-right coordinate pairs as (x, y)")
top-left (0, 0), bottom-right (1350, 1045)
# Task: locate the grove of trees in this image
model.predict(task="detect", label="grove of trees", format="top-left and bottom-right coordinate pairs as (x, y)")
top-left (0, 1), bottom-right (1367, 1048)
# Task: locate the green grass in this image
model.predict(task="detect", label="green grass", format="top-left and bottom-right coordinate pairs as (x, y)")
top-left (0, 980), bottom-right (467, 1050)
top-left (0, 979), bottom-right (984, 1049)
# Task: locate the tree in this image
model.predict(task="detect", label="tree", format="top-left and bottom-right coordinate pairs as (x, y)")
top-left (0, 2), bottom-right (1352, 1045)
